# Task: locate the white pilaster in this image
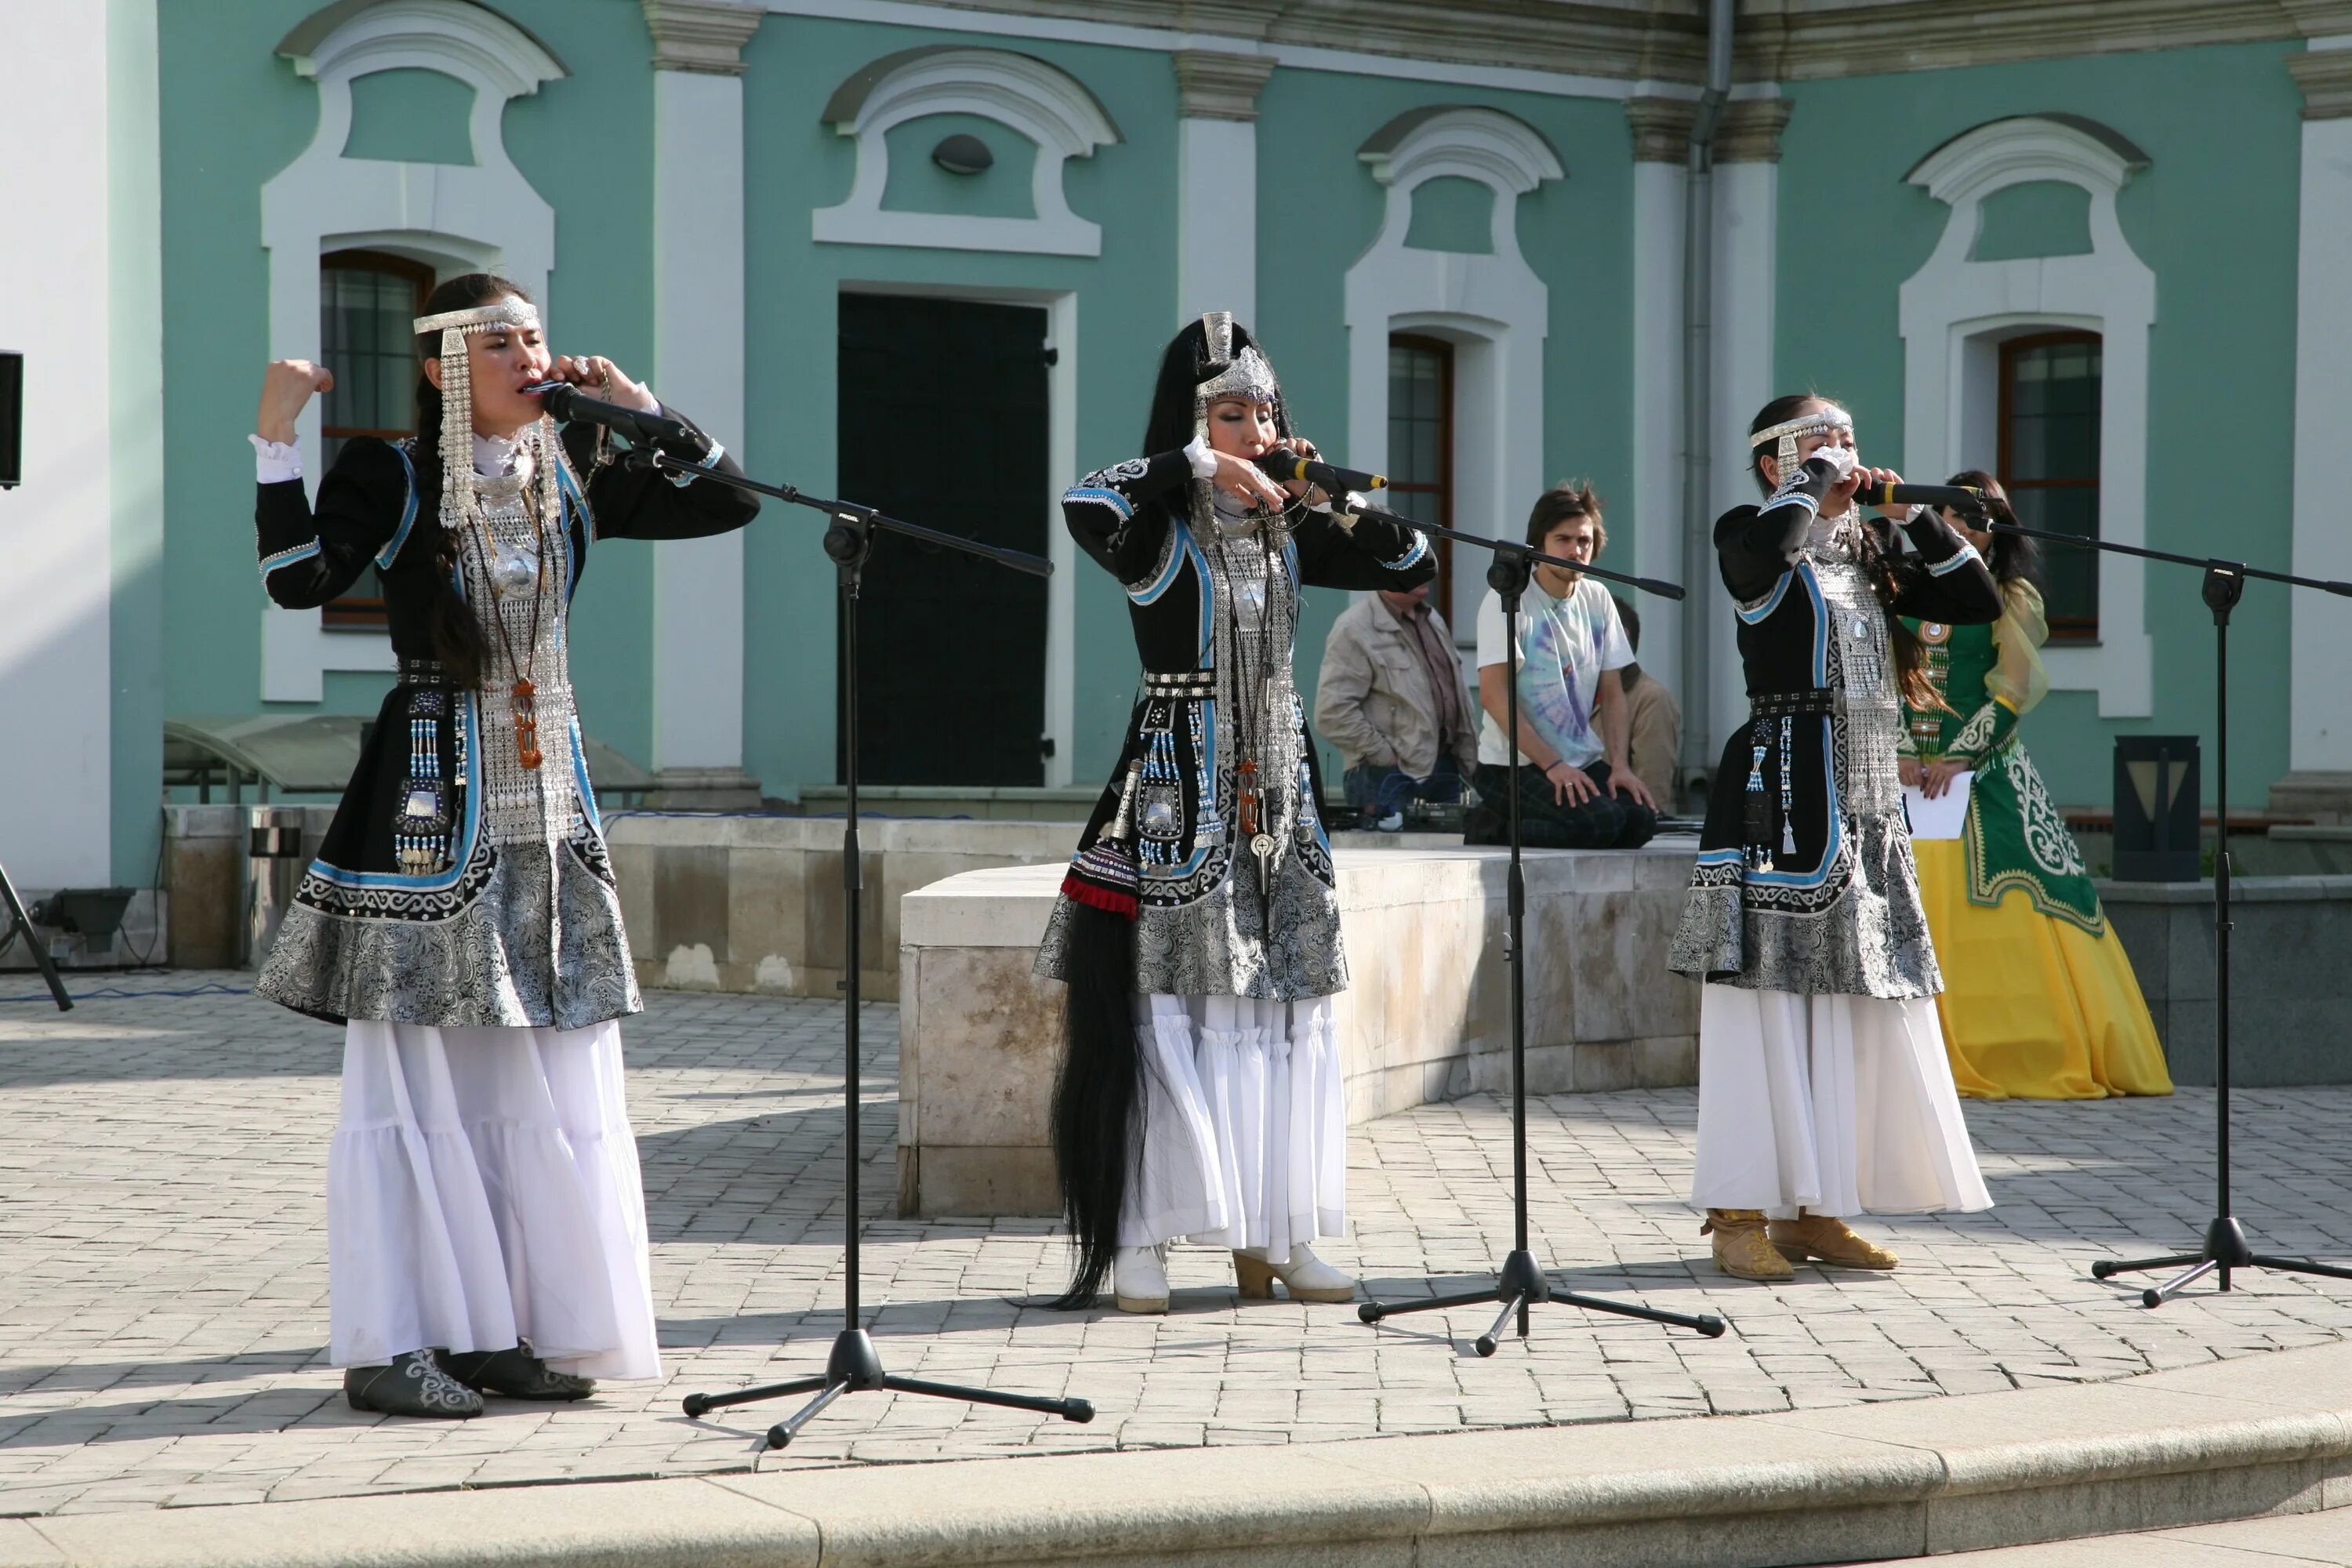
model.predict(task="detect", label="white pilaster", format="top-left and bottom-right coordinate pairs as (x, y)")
top-left (2287, 46), bottom-right (2352, 793)
top-left (1173, 51), bottom-right (1273, 325)
top-left (645, 2), bottom-right (760, 787)
top-left (1706, 103), bottom-right (1786, 760)
top-left (0, 0), bottom-right (115, 887)
top-left (1627, 98), bottom-right (1691, 699)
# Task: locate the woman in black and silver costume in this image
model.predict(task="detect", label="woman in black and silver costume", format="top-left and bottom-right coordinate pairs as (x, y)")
top-left (249, 274), bottom-right (757, 1416)
top-left (1668, 394), bottom-right (2000, 1282)
top-left (1039, 313), bottom-right (1435, 1313)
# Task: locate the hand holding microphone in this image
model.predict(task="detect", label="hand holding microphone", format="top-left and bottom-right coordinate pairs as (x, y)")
top-left (1254, 445), bottom-right (1386, 498)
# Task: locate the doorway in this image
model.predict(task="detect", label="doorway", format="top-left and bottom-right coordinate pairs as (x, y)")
top-left (836, 292), bottom-right (1052, 786)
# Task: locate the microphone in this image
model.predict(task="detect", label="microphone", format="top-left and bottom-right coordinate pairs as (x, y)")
top-left (1851, 478), bottom-right (1987, 512)
top-left (528, 381), bottom-right (695, 448)
top-left (1254, 448), bottom-right (1385, 495)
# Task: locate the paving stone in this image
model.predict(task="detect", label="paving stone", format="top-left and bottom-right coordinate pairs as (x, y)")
top-left (3, 975), bottom-right (2350, 1514)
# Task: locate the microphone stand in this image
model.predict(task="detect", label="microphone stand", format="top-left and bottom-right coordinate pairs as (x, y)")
top-left (1983, 520), bottom-right (2352, 1307)
top-left (636, 443), bottom-right (1095, 1447)
top-left (0, 858), bottom-right (72, 1011)
top-left (1334, 495), bottom-right (1726, 1353)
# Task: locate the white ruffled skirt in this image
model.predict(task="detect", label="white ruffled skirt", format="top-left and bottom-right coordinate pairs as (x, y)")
top-left (1121, 993), bottom-right (1346, 1256)
top-left (1690, 985), bottom-right (1993, 1218)
top-left (327, 1019), bottom-right (661, 1378)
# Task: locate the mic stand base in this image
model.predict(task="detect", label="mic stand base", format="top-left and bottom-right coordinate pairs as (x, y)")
top-left (0, 858), bottom-right (72, 1011)
top-left (2092, 1219), bottom-right (2352, 1310)
top-left (682, 1329), bottom-right (1094, 1450)
top-left (1358, 547), bottom-right (1724, 1354)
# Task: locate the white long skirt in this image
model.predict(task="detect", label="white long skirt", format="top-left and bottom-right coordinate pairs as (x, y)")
top-left (327, 1019), bottom-right (661, 1379)
top-left (1689, 985), bottom-right (1993, 1218)
top-left (1121, 994), bottom-right (1346, 1257)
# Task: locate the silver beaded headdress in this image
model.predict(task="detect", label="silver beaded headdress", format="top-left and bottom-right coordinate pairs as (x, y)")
top-left (414, 296), bottom-right (561, 537)
top-left (1193, 310), bottom-right (1280, 445)
top-left (1748, 401), bottom-right (1854, 477)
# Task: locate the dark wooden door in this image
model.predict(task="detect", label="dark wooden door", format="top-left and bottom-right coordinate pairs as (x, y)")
top-left (837, 294), bottom-right (1051, 786)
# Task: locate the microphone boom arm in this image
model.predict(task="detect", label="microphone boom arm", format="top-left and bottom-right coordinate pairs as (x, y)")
top-left (1327, 492), bottom-right (1685, 601)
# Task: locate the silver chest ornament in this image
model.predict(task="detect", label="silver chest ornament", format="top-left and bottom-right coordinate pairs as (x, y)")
top-left (492, 543), bottom-right (539, 597)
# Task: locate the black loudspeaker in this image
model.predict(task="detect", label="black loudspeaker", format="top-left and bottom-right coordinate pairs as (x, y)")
top-left (0, 352), bottom-right (20, 488)
top-left (2114, 735), bottom-right (2201, 881)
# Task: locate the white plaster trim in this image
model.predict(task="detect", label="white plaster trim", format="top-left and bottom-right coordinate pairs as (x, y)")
top-left (1630, 158), bottom-right (1686, 701)
top-left (1708, 161), bottom-right (1778, 758)
top-left (759, 0), bottom-right (1688, 101)
top-left (1177, 116), bottom-right (1256, 325)
top-left (1898, 115), bottom-right (2155, 717)
top-left (2290, 113), bottom-right (2352, 768)
top-left (652, 67), bottom-right (747, 771)
top-left (814, 47), bottom-right (1116, 256)
top-left (259, 0), bottom-right (563, 704)
top-left (1344, 109), bottom-right (1562, 638)
top-left (833, 281), bottom-right (1078, 785)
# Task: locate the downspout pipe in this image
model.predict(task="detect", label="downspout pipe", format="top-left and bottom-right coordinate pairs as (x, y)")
top-left (1678, 0), bottom-right (1734, 808)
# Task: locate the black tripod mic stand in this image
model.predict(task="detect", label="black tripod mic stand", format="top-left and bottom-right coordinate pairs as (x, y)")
top-left (636, 445), bottom-right (1094, 1447)
top-left (1986, 520), bottom-right (2352, 1308)
top-left (1336, 498), bottom-right (1726, 1353)
top-left (0, 858), bottom-right (72, 1011)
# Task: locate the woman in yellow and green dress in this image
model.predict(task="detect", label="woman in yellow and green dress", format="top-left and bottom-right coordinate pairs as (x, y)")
top-left (1899, 472), bottom-right (2172, 1100)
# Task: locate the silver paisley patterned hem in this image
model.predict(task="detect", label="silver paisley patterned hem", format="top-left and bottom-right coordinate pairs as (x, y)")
top-left (255, 839), bottom-right (642, 1030)
top-left (1034, 845), bottom-right (1347, 1003)
top-left (1669, 813), bottom-right (1941, 1000)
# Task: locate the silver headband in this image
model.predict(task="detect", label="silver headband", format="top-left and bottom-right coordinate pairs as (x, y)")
top-left (1193, 310), bottom-right (1279, 408)
top-left (1751, 402), bottom-right (1853, 481)
top-left (413, 298), bottom-right (540, 336)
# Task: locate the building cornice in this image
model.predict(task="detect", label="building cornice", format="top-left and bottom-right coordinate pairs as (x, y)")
top-left (1173, 49), bottom-right (1276, 121)
top-left (1736, 1), bottom-right (2352, 84)
top-left (1626, 94), bottom-right (1697, 162)
top-left (642, 0), bottom-right (764, 75)
top-left (2288, 46), bottom-right (2352, 118)
top-left (1713, 96), bottom-right (1791, 163)
top-left (873, 0), bottom-right (2352, 89)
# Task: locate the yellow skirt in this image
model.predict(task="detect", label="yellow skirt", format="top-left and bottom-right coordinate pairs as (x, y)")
top-left (1913, 838), bottom-right (2173, 1100)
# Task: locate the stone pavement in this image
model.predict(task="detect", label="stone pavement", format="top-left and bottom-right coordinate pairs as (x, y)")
top-left (4, 976), bottom-right (2352, 1519)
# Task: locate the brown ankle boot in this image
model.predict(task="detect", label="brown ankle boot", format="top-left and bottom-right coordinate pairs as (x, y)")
top-left (1702, 1209), bottom-right (1794, 1281)
top-left (1769, 1211), bottom-right (1899, 1270)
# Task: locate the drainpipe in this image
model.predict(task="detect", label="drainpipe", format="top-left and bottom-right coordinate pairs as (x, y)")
top-left (1678, 0), bottom-right (1734, 810)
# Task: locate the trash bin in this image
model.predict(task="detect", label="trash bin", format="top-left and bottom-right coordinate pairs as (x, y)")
top-left (245, 806), bottom-right (307, 967)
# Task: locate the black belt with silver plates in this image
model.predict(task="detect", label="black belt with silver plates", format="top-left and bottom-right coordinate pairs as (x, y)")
top-left (1142, 670), bottom-right (1215, 698)
top-left (399, 658), bottom-right (455, 687)
top-left (1749, 688), bottom-right (1837, 720)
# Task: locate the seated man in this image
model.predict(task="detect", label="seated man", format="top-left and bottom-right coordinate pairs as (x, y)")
top-left (1611, 593), bottom-right (1683, 815)
top-left (1315, 579), bottom-right (1476, 830)
top-left (1462, 482), bottom-right (1657, 849)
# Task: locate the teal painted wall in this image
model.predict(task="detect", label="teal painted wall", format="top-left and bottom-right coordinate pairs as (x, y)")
top-left (154, 0), bottom-right (663, 771)
top-left (739, 17), bottom-right (1181, 797)
top-left (343, 68), bottom-right (476, 165)
top-left (1973, 180), bottom-right (2092, 262)
top-left (110, 0), bottom-right (165, 887)
top-left (1405, 176), bottom-right (1496, 253)
top-left (882, 112), bottom-right (1037, 217)
top-left (1774, 42), bottom-right (2305, 808)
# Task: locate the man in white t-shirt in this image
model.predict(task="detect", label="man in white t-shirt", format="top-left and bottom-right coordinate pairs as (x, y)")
top-left (1463, 481), bottom-right (1659, 849)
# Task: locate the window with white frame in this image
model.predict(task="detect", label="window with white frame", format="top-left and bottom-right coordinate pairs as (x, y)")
top-left (1998, 331), bottom-right (2103, 638)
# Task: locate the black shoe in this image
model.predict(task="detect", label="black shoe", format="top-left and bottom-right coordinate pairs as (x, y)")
top-left (344, 1350), bottom-right (484, 1418)
top-left (441, 1338), bottom-right (597, 1401)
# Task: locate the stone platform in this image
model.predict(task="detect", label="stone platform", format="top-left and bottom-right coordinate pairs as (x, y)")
top-left (896, 842), bottom-right (1702, 1218)
top-left (6, 982), bottom-right (2352, 1563)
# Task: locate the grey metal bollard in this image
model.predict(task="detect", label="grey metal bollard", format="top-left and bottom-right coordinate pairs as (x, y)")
top-left (245, 806), bottom-right (308, 967)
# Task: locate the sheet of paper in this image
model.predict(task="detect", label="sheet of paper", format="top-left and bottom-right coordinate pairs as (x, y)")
top-left (1904, 770), bottom-right (1974, 840)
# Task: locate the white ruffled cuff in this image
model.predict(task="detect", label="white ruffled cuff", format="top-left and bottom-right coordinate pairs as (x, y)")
top-left (1184, 434), bottom-right (1217, 480)
top-left (250, 434), bottom-right (302, 485)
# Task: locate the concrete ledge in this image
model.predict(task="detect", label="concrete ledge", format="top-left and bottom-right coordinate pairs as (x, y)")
top-left (898, 841), bottom-right (1702, 1217)
top-left (9, 1341), bottom-right (2351, 1567)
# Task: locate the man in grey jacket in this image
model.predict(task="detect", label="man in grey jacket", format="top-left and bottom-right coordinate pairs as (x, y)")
top-left (1314, 582), bottom-right (1478, 829)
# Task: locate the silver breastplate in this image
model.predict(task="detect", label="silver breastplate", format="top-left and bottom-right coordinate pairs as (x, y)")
top-left (462, 470), bottom-right (582, 847)
top-left (1807, 518), bottom-right (1904, 817)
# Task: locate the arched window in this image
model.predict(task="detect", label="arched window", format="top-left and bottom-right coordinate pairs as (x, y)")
top-left (318, 249), bottom-right (432, 629)
top-left (1387, 334), bottom-right (1456, 623)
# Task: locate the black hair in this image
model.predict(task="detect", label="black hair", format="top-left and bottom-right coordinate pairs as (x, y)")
top-left (1747, 393), bottom-right (1940, 712)
top-left (409, 271), bottom-right (530, 689)
top-left (1946, 468), bottom-right (2041, 589)
top-left (1612, 593), bottom-right (1641, 652)
top-left (1141, 316), bottom-right (1290, 459)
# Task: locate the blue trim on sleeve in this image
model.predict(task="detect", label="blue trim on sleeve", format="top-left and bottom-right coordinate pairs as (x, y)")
top-left (1129, 528), bottom-right (1188, 605)
top-left (1736, 570), bottom-right (1793, 625)
top-left (1927, 543), bottom-right (1983, 577)
top-left (260, 539), bottom-right (321, 579)
top-left (1381, 530), bottom-right (1430, 571)
top-left (1066, 485), bottom-right (1134, 521)
top-left (373, 446), bottom-right (421, 570)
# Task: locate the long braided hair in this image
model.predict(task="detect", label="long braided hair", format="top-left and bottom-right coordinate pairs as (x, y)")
top-left (405, 272), bottom-right (530, 689)
top-left (1746, 394), bottom-right (1939, 712)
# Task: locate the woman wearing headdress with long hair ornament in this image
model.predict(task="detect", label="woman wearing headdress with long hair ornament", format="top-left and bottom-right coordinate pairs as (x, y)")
top-left (1039, 313), bottom-right (1436, 1313)
top-left (249, 274), bottom-right (758, 1416)
top-left (1669, 394), bottom-right (2001, 1282)
top-left (1898, 472), bottom-right (2172, 1101)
